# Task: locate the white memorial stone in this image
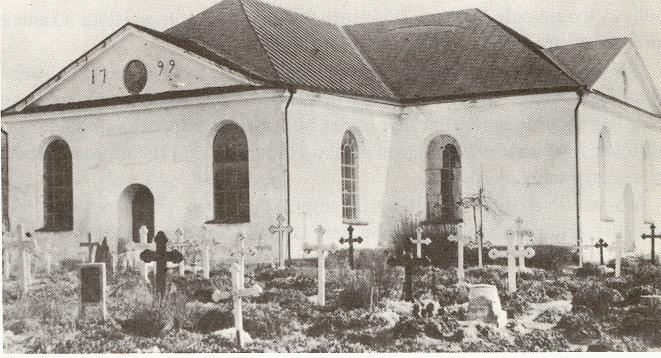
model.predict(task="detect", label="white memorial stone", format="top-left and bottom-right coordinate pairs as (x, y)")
top-left (302, 225), bottom-right (337, 306)
top-left (466, 284), bottom-right (507, 327)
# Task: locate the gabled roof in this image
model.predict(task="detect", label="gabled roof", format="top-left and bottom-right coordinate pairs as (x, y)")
top-left (166, 0), bottom-right (395, 101)
top-left (344, 9), bottom-right (579, 102)
top-left (543, 38), bottom-right (630, 87)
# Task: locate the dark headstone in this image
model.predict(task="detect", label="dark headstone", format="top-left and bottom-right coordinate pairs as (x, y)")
top-left (80, 265), bottom-right (103, 303)
top-left (95, 237), bottom-right (113, 273)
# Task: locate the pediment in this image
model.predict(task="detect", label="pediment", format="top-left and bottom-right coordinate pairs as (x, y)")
top-left (10, 24), bottom-right (260, 112)
top-left (592, 43), bottom-right (661, 114)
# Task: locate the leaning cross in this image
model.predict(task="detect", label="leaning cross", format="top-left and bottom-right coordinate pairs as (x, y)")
top-left (386, 249), bottom-right (431, 302)
top-left (514, 217), bottom-right (534, 269)
top-left (642, 223), bottom-right (661, 265)
top-left (268, 214), bottom-right (293, 268)
top-left (140, 231), bottom-right (183, 298)
top-left (303, 225), bottom-right (338, 306)
top-left (447, 225), bottom-right (473, 282)
top-left (410, 227), bottom-right (431, 259)
top-left (340, 225), bottom-right (363, 269)
top-left (230, 261), bottom-right (262, 348)
top-left (488, 229), bottom-right (535, 293)
top-left (594, 238), bottom-right (609, 266)
top-left (80, 233), bottom-right (99, 263)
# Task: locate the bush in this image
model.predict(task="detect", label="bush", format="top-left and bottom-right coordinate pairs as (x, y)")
top-left (623, 285), bottom-right (657, 306)
top-left (575, 263), bottom-right (602, 277)
top-left (570, 281), bottom-right (623, 315)
top-left (460, 324), bottom-right (517, 352)
top-left (619, 305), bottom-right (661, 344)
top-left (244, 303), bottom-right (299, 339)
top-left (501, 292), bottom-right (531, 318)
top-left (525, 245), bottom-right (577, 271)
top-left (513, 329), bottom-right (571, 352)
top-left (433, 285), bottom-right (469, 306)
top-left (556, 312), bottom-right (604, 344)
top-left (306, 309), bottom-right (371, 337)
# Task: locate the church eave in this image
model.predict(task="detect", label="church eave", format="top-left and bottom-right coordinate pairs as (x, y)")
top-left (1, 85), bottom-right (277, 117)
top-left (399, 85), bottom-right (581, 106)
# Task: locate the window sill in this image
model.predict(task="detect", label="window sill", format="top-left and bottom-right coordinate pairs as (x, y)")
top-left (342, 219), bottom-right (369, 226)
top-left (35, 227), bottom-right (73, 233)
top-left (204, 220), bottom-right (250, 225)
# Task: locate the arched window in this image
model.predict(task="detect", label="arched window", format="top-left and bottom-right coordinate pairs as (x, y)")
top-left (426, 136), bottom-right (462, 223)
top-left (341, 131), bottom-right (359, 221)
top-left (43, 139), bottom-right (73, 231)
top-left (598, 128), bottom-right (610, 220)
top-left (213, 123), bottom-right (249, 223)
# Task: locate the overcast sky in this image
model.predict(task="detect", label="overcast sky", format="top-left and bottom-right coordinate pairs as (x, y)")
top-left (2, 0), bottom-right (660, 108)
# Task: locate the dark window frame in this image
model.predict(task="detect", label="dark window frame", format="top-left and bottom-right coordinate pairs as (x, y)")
top-left (212, 123), bottom-right (250, 224)
top-left (42, 139), bottom-right (73, 231)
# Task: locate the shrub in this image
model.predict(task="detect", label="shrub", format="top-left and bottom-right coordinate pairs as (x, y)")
top-left (501, 292), bottom-right (531, 318)
top-left (515, 281), bottom-right (549, 303)
top-left (306, 309), bottom-right (371, 337)
top-left (433, 285), bottom-right (469, 306)
top-left (575, 263), bottom-right (602, 277)
top-left (533, 307), bottom-right (564, 324)
top-left (460, 324), bottom-right (517, 352)
top-left (619, 305), bottom-right (661, 344)
top-left (525, 245), bottom-right (577, 271)
top-left (556, 312), bottom-right (604, 344)
top-left (570, 281), bottom-right (623, 315)
top-left (513, 329), bottom-right (571, 352)
top-left (244, 303), bottom-right (299, 339)
top-left (623, 285), bottom-right (657, 306)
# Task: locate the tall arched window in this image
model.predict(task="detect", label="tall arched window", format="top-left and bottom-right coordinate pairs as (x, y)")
top-left (426, 136), bottom-right (462, 223)
top-left (598, 128), bottom-right (610, 220)
top-left (213, 123), bottom-right (249, 223)
top-left (43, 139), bottom-right (73, 231)
top-left (341, 131), bottom-right (359, 221)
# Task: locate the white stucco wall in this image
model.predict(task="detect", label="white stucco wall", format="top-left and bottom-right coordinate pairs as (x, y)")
top-left (383, 93), bottom-right (580, 249)
top-left (578, 93), bottom-right (661, 263)
top-left (4, 89), bottom-right (289, 263)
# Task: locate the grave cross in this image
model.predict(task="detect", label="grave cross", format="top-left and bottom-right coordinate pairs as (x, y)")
top-left (134, 226), bottom-right (155, 281)
top-left (488, 230), bottom-right (535, 293)
top-left (448, 225), bottom-right (473, 282)
top-left (386, 250), bottom-right (431, 302)
top-left (410, 227), bottom-right (431, 259)
top-left (268, 214), bottom-right (293, 268)
top-left (594, 238), bottom-right (609, 266)
top-left (340, 225), bottom-right (363, 269)
top-left (197, 229), bottom-right (223, 279)
top-left (230, 261), bottom-right (263, 348)
top-left (169, 228), bottom-right (195, 277)
top-left (80, 233), bottom-right (99, 263)
top-left (641, 224), bottom-right (661, 265)
top-left (4, 225), bottom-right (35, 296)
top-left (303, 225), bottom-right (338, 306)
top-left (514, 217), bottom-right (534, 269)
top-left (614, 232), bottom-right (623, 278)
top-left (140, 231), bottom-right (183, 298)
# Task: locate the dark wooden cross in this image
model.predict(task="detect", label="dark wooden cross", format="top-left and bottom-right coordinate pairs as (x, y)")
top-left (594, 238), bottom-right (609, 265)
top-left (642, 224), bottom-right (661, 265)
top-left (80, 233), bottom-right (99, 263)
top-left (339, 225), bottom-right (363, 269)
top-left (386, 250), bottom-right (431, 302)
top-left (140, 231), bottom-right (183, 298)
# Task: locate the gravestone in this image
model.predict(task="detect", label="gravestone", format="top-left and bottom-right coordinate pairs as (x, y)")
top-left (80, 233), bottom-right (99, 263)
top-left (302, 225), bottom-right (338, 306)
top-left (386, 250), bottom-right (431, 302)
top-left (268, 214), bottom-right (293, 268)
top-left (79, 263), bottom-right (108, 321)
top-left (466, 284), bottom-right (507, 328)
top-left (594, 238), bottom-right (609, 266)
top-left (140, 231), bottom-right (183, 298)
top-left (339, 225), bottom-right (363, 269)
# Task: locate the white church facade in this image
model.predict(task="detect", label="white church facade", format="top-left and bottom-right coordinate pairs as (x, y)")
top-left (2, 0), bottom-right (660, 264)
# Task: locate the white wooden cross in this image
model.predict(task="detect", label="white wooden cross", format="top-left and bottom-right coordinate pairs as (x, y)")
top-left (447, 224), bottom-right (473, 282)
top-left (230, 261), bottom-right (262, 348)
top-left (514, 217), bottom-right (534, 270)
top-left (80, 233), bottom-right (99, 263)
top-left (169, 228), bottom-right (194, 277)
top-left (467, 237), bottom-right (492, 268)
top-left (489, 230), bottom-right (535, 293)
top-left (133, 226), bottom-right (155, 281)
top-left (27, 232), bottom-right (53, 276)
top-left (410, 227), bottom-right (431, 259)
top-left (303, 225), bottom-right (338, 306)
top-left (268, 214), bottom-right (293, 268)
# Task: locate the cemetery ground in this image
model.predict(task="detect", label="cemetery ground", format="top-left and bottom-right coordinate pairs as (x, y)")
top-left (3, 245), bottom-right (661, 353)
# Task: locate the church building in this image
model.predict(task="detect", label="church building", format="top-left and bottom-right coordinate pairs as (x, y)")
top-left (2, 0), bottom-right (660, 264)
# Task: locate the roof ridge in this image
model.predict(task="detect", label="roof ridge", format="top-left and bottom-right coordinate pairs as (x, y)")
top-left (474, 9), bottom-right (582, 88)
top-left (546, 37), bottom-right (630, 50)
top-left (346, 7), bottom-right (478, 27)
top-left (339, 25), bottom-right (398, 99)
top-left (237, 0), bottom-right (282, 82)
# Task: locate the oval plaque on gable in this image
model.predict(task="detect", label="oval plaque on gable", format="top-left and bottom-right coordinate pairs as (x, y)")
top-left (123, 59), bottom-right (148, 95)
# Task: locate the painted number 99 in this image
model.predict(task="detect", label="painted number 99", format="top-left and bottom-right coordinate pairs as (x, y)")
top-left (157, 60), bottom-right (175, 75)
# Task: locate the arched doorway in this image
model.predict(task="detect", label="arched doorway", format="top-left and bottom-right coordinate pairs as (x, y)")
top-left (118, 184), bottom-right (154, 243)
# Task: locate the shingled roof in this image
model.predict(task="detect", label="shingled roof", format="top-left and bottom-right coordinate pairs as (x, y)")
top-left (164, 0), bottom-right (582, 103)
top-left (543, 38), bottom-right (630, 87)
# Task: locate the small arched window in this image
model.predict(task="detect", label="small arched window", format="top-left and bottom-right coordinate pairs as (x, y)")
top-left (213, 123), bottom-right (249, 223)
top-left (341, 131), bottom-right (359, 221)
top-left (427, 136), bottom-right (462, 223)
top-left (598, 128), bottom-right (611, 220)
top-left (43, 139), bottom-right (73, 231)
